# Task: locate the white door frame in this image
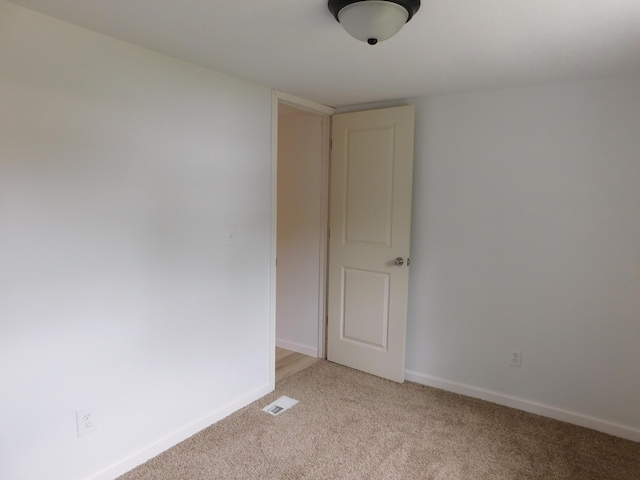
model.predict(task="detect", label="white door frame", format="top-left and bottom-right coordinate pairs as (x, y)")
top-left (269, 90), bottom-right (335, 387)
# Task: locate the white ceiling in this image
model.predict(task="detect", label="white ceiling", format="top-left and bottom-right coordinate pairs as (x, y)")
top-left (8, 0), bottom-right (640, 107)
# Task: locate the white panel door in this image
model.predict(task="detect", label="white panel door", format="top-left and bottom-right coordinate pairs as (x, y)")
top-left (327, 105), bottom-right (415, 383)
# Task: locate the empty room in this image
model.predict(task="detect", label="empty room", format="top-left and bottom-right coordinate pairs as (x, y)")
top-left (1, 1), bottom-right (639, 479)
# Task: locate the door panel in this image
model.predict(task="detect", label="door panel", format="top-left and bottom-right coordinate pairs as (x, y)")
top-left (342, 267), bottom-right (389, 348)
top-left (344, 126), bottom-right (394, 245)
top-left (327, 105), bottom-right (415, 383)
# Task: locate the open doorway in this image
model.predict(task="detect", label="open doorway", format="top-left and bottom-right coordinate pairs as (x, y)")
top-left (274, 93), bottom-right (334, 374)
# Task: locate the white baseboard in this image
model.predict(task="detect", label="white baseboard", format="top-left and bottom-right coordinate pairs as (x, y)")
top-left (84, 383), bottom-right (273, 480)
top-left (276, 338), bottom-right (318, 357)
top-left (405, 370), bottom-right (640, 443)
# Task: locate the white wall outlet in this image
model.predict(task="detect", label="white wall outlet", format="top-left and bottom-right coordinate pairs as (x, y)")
top-left (76, 407), bottom-right (97, 438)
top-left (225, 225), bottom-right (236, 246)
top-left (510, 348), bottom-right (522, 367)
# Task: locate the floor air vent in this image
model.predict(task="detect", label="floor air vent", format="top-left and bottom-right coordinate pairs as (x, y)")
top-left (263, 396), bottom-right (299, 416)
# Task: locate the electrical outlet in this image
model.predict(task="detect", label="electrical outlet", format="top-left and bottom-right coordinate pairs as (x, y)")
top-left (510, 348), bottom-right (522, 367)
top-left (76, 407), bottom-right (97, 438)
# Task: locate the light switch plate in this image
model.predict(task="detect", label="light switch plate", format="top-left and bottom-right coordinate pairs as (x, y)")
top-left (225, 225), bottom-right (236, 246)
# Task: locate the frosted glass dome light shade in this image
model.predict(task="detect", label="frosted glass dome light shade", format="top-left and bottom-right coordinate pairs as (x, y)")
top-left (328, 0), bottom-right (420, 45)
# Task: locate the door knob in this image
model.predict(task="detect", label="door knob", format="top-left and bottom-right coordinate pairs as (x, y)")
top-left (392, 257), bottom-right (404, 266)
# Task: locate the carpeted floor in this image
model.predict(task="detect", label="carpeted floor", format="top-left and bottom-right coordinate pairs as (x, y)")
top-left (118, 360), bottom-right (640, 479)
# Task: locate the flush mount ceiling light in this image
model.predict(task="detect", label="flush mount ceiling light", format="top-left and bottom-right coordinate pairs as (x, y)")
top-left (328, 0), bottom-right (420, 45)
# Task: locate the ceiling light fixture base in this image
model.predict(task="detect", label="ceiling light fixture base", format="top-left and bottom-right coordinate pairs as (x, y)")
top-left (328, 0), bottom-right (420, 45)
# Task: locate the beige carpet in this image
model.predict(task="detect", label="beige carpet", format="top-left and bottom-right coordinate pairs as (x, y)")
top-left (119, 360), bottom-right (640, 479)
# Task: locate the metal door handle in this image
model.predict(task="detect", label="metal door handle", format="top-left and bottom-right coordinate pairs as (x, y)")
top-left (392, 257), bottom-right (404, 266)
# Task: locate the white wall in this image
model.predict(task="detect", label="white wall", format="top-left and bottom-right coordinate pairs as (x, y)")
top-left (405, 73), bottom-right (640, 440)
top-left (276, 105), bottom-right (325, 356)
top-left (0, 2), bottom-right (273, 479)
